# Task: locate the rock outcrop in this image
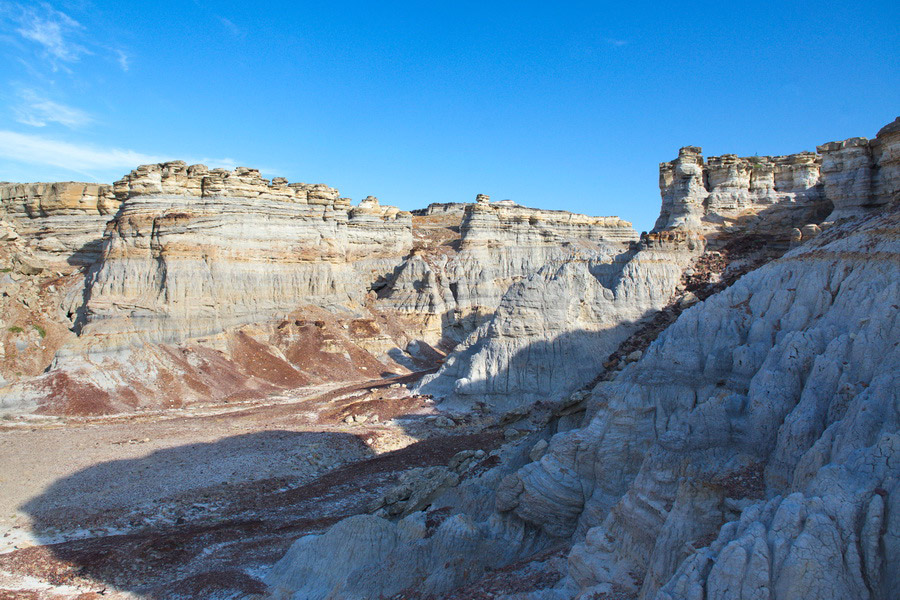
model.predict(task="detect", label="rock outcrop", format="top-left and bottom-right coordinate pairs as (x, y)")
top-left (654, 147), bottom-right (824, 233)
top-left (655, 116), bottom-right (900, 233)
top-left (267, 197), bottom-right (899, 600)
top-left (416, 230), bottom-right (701, 411)
top-left (0, 162), bottom-right (421, 414)
top-left (818, 116), bottom-right (900, 220)
top-left (0, 182), bottom-right (121, 266)
top-left (377, 197), bottom-right (637, 344)
top-left (266, 118), bottom-right (900, 600)
top-left (72, 162), bottom-right (411, 357)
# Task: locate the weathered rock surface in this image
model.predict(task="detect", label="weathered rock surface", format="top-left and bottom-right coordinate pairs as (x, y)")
top-left (377, 197), bottom-right (637, 344)
top-left (265, 118), bottom-right (900, 600)
top-left (655, 117), bottom-right (900, 233)
top-left (416, 230), bottom-right (701, 411)
top-left (0, 162), bottom-right (421, 414)
top-left (0, 181), bottom-right (120, 266)
top-left (267, 202), bottom-right (899, 600)
top-left (72, 162), bottom-right (411, 356)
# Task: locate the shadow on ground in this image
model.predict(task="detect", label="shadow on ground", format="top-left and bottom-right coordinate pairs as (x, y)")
top-left (3, 425), bottom-right (500, 599)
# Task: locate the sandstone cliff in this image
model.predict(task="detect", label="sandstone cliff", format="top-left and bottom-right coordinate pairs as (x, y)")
top-left (0, 162), bottom-right (421, 414)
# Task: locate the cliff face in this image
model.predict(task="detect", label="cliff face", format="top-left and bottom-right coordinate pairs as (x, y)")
top-left (0, 182), bottom-right (120, 266)
top-left (266, 118), bottom-right (899, 600)
top-left (376, 196), bottom-right (637, 344)
top-left (0, 162), bottom-right (421, 414)
top-left (655, 116), bottom-right (900, 233)
top-left (74, 162), bottom-right (411, 357)
top-left (0, 162), bottom-right (639, 415)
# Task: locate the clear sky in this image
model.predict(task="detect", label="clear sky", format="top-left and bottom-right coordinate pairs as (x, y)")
top-left (0, 1), bottom-right (897, 232)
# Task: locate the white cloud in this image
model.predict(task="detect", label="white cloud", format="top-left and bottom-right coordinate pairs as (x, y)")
top-left (14, 89), bottom-right (93, 128)
top-left (115, 49), bottom-right (129, 72)
top-left (605, 38), bottom-right (629, 47)
top-left (14, 3), bottom-right (90, 67)
top-left (0, 130), bottom-right (164, 175)
top-left (0, 130), bottom-right (243, 180)
top-left (217, 16), bottom-right (243, 37)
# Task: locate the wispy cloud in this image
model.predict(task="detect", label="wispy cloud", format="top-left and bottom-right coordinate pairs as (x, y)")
top-left (13, 89), bottom-right (93, 128)
top-left (605, 38), bottom-right (629, 47)
top-left (115, 49), bottom-right (130, 72)
top-left (0, 130), bottom-right (164, 176)
top-left (13, 3), bottom-right (90, 68)
top-left (0, 131), bottom-right (243, 180)
top-left (217, 16), bottom-right (244, 37)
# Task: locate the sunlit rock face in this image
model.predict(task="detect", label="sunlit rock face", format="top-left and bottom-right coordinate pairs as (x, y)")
top-left (654, 148), bottom-right (824, 233)
top-left (818, 117), bottom-right (900, 220)
top-left (0, 162), bottom-right (417, 415)
top-left (654, 117), bottom-right (900, 233)
top-left (0, 181), bottom-right (121, 266)
top-left (376, 197), bottom-right (638, 344)
top-left (71, 162), bottom-right (412, 357)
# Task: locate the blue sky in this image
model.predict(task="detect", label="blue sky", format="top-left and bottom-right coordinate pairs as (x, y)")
top-left (0, 1), bottom-right (897, 232)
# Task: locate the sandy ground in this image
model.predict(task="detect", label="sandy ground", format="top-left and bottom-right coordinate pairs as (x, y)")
top-left (0, 371), bottom-right (502, 599)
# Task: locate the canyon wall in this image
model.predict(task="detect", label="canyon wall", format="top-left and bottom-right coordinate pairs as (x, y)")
top-left (378, 196), bottom-right (637, 344)
top-left (267, 117), bottom-right (900, 600)
top-left (655, 116), bottom-right (900, 233)
top-left (0, 181), bottom-right (120, 266)
top-left (71, 161), bottom-right (412, 357)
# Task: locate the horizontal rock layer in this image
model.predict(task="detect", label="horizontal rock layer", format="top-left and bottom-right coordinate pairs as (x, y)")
top-left (655, 116), bottom-right (900, 231)
top-left (0, 182), bottom-right (120, 265)
top-left (376, 199), bottom-right (638, 345)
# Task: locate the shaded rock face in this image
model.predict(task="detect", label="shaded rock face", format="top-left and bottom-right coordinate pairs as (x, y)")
top-left (420, 120), bottom-right (897, 416)
top-left (503, 210), bottom-right (899, 599)
top-left (266, 204), bottom-right (900, 600)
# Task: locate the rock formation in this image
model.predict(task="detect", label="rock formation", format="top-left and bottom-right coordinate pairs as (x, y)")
top-left (0, 162), bottom-right (420, 413)
top-left (266, 118), bottom-right (900, 600)
top-left (0, 181), bottom-right (120, 266)
top-left (655, 116), bottom-right (900, 233)
top-left (73, 161), bottom-right (411, 356)
top-left (377, 197), bottom-right (637, 344)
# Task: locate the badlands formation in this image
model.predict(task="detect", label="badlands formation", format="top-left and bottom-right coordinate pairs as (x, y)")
top-left (0, 116), bottom-right (896, 599)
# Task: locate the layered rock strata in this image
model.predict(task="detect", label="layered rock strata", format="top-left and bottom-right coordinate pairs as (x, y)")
top-left (377, 197), bottom-right (637, 344)
top-left (267, 118), bottom-right (900, 600)
top-left (69, 162), bottom-right (411, 357)
top-left (267, 196), bottom-right (900, 600)
top-left (424, 122), bottom-right (899, 414)
top-left (655, 116), bottom-right (900, 232)
top-left (0, 182), bottom-right (121, 266)
top-left (416, 230), bottom-right (701, 411)
top-left (818, 116), bottom-right (900, 220)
